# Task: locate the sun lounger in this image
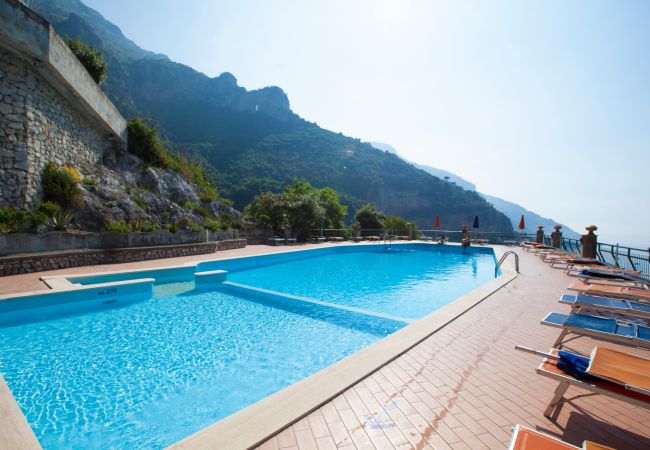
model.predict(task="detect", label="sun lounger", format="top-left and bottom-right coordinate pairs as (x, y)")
top-left (365, 236), bottom-right (380, 241)
top-left (268, 237), bottom-right (285, 246)
top-left (516, 346), bottom-right (650, 418)
top-left (578, 269), bottom-right (650, 287)
top-left (560, 293), bottom-right (650, 320)
top-left (473, 238), bottom-right (489, 245)
top-left (550, 257), bottom-right (606, 269)
top-left (541, 311), bottom-right (650, 349)
top-left (327, 236), bottom-right (345, 242)
top-left (508, 424), bottom-right (615, 450)
top-left (568, 281), bottom-right (650, 302)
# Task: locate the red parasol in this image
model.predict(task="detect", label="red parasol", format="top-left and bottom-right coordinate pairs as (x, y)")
top-left (434, 215), bottom-right (441, 228)
top-left (518, 215), bottom-right (525, 230)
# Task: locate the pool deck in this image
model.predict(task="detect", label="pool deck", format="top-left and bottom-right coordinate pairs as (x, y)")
top-left (0, 243), bottom-right (649, 449)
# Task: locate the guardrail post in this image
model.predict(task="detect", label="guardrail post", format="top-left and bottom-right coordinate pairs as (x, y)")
top-left (581, 225), bottom-right (598, 258)
top-left (551, 226), bottom-right (562, 248)
top-left (536, 226), bottom-right (544, 244)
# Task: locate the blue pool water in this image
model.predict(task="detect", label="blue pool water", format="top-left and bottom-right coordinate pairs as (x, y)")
top-left (0, 244), bottom-right (496, 449)
top-left (227, 246), bottom-right (495, 319)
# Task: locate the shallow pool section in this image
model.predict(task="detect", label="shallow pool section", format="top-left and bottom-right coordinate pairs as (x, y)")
top-left (224, 245), bottom-right (496, 319)
top-left (0, 288), bottom-right (392, 449)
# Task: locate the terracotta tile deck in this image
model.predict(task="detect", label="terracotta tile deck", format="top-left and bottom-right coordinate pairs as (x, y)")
top-left (254, 248), bottom-right (650, 450)
top-left (1, 243), bottom-right (649, 449)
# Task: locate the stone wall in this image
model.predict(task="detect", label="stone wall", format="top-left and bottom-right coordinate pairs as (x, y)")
top-left (0, 48), bottom-right (112, 208)
top-left (0, 239), bottom-right (247, 276)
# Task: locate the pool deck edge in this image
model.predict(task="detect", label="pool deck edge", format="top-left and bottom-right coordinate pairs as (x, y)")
top-left (169, 247), bottom-right (516, 450)
top-left (0, 374), bottom-right (41, 450)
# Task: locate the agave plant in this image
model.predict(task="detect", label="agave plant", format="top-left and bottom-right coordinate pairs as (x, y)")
top-left (50, 210), bottom-right (75, 231)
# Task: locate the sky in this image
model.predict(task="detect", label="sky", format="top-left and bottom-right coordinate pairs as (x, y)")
top-left (83, 0), bottom-right (650, 248)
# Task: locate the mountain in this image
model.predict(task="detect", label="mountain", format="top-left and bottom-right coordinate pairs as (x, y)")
top-left (370, 142), bottom-right (580, 238)
top-left (371, 143), bottom-right (476, 191)
top-left (29, 0), bottom-right (514, 232)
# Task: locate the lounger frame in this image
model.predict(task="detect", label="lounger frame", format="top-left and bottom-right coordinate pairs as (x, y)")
top-left (536, 358), bottom-right (650, 418)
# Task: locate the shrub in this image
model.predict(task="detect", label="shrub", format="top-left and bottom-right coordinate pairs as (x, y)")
top-left (105, 220), bottom-right (131, 233)
top-left (203, 219), bottom-right (222, 232)
top-left (82, 178), bottom-right (97, 186)
top-left (37, 201), bottom-right (60, 218)
top-left (189, 224), bottom-right (203, 233)
top-left (41, 162), bottom-right (83, 210)
top-left (64, 38), bottom-right (108, 84)
top-left (130, 218), bottom-right (157, 232)
top-left (164, 223), bottom-right (178, 234)
top-left (133, 195), bottom-right (146, 210)
top-left (64, 166), bottom-right (81, 182)
top-left (50, 210), bottom-right (75, 231)
top-left (126, 119), bottom-right (172, 168)
top-left (0, 208), bottom-right (49, 233)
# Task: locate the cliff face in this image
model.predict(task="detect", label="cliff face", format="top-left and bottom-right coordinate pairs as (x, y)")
top-left (30, 0), bottom-right (515, 232)
top-left (73, 151), bottom-right (239, 232)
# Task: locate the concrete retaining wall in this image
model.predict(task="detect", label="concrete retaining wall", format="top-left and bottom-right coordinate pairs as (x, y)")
top-left (0, 229), bottom-right (242, 256)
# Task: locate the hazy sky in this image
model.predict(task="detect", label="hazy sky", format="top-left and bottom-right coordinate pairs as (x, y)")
top-left (83, 0), bottom-right (649, 247)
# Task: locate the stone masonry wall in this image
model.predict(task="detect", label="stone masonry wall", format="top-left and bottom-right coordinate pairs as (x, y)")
top-left (0, 48), bottom-right (111, 208)
top-left (0, 240), bottom-right (247, 276)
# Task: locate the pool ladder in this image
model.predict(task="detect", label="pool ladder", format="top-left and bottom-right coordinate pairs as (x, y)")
top-left (381, 232), bottom-right (394, 249)
top-left (495, 251), bottom-right (519, 277)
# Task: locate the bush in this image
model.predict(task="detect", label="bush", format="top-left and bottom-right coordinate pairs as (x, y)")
top-left (105, 220), bottom-right (130, 233)
top-left (189, 224), bottom-right (203, 233)
top-left (50, 210), bottom-right (75, 231)
top-left (0, 208), bottom-right (49, 233)
top-left (127, 119), bottom-right (173, 168)
top-left (164, 223), bottom-right (178, 234)
top-left (131, 218), bottom-right (157, 232)
top-left (203, 219), bottom-right (222, 232)
top-left (64, 38), bottom-right (108, 84)
top-left (37, 201), bottom-right (60, 218)
top-left (41, 162), bottom-right (83, 210)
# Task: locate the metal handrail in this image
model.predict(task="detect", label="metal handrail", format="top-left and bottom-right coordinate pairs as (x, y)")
top-left (495, 251), bottom-right (519, 277)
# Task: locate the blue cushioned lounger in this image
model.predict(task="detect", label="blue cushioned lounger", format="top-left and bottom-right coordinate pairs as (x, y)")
top-left (542, 311), bottom-right (650, 349)
top-left (559, 293), bottom-right (650, 319)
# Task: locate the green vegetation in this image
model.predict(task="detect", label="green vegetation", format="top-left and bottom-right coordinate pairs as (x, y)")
top-left (105, 219), bottom-right (131, 233)
top-left (355, 203), bottom-right (386, 230)
top-left (127, 118), bottom-right (172, 168)
top-left (50, 210), bottom-right (75, 231)
top-left (127, 119), bottom-right (224, 204)
top-left (0, 208), bottom-right (48, 234)
top-left (245, 180), bottom-right (348, 241)
top-left (41, 162), bottom-right (83, 210)
top-left (64, 38), bottom-right (108, 84)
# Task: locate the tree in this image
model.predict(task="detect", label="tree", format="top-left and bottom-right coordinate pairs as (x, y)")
top-left (243, 192), bottom-right (285, 233)
top-left (318, 187), bottom-right (347, 228)
top-left (283, 180), bottom-right (325, 240)
top-left (64, 38), bottom-right (108, 84)
top-left (384, 215), bottom-right (407, 234)
top-left (355, 203), bottom-right (386, 230)
top-left (244, 179), bottom-right (348, 241)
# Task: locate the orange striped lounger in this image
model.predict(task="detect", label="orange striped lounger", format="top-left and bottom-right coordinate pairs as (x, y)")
top-left (568, 281), bottom-right (650, 302)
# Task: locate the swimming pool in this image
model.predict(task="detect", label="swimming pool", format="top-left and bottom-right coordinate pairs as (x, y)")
top-left (0, 243), bottom-right (498, 449)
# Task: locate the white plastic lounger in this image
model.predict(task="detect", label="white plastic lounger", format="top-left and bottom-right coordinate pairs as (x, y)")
top-left (542, 311), bottom-right (650, 349)
top-left (560, 293), bottom-right (650, 320)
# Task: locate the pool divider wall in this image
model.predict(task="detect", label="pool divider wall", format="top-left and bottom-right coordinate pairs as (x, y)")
top-left (194, 270), bottom-right (228, 291)
top-left (216, 281), bottom-right (410, 336)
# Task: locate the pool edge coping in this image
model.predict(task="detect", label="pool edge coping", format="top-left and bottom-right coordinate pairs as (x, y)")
top-left (169, 245), bottom-right (517, 450)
